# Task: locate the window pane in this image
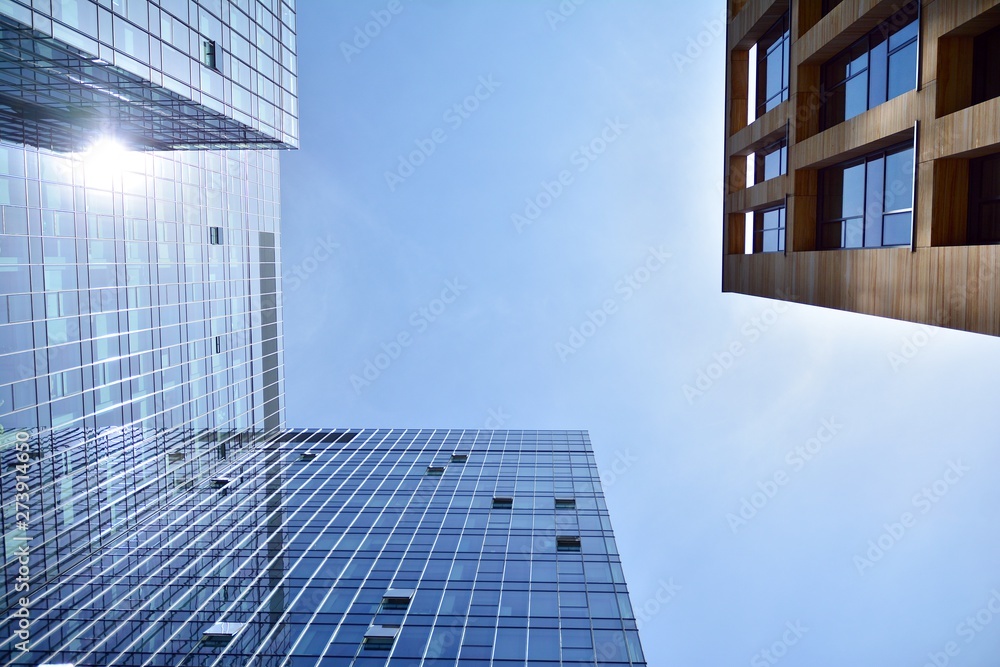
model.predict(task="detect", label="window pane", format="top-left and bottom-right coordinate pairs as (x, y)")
top-left (845, 74), bottom-right (869, 120)
top-left (845, 217), bottom-right (864, 248)
top-left (842, 162), bottom-right (866, 218)
top-left (865, 157), bottom-right (885, 247)
top-left (884, 147), bottom-right (914, 211)
top-left (882, 212), bottom-right (912, 246)
top-left (887, 41), bottom-right (918, 99)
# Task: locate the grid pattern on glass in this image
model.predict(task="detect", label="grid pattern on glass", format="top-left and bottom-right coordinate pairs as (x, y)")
top-left (818, 142), bottom-right (914, 249)
top-left (821, 2), bottom-right (919, 129)
top-left (0, 140), bottom-right (284, 436)
top-left (0, 0), bottom-right (298, 151)
top-left (1, 429), bottom-right (647, 666)
top-left (753, 205), bottom-right (786, 253)
top-left (968, 152), bottom-right (1000, 245)
top-left (755, 12), bottom-right (790, 118)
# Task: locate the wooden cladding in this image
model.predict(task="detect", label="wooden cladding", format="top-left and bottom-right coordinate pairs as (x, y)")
top-left (724, 0), bottom-right (1000, 336)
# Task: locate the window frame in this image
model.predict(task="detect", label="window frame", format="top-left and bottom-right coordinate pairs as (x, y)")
top-left (755, 11), bottom-right (791, 118)
top-left (820, 3), bottom-right (920, 130)
top-left (817, 140), bottom-right (915, 250)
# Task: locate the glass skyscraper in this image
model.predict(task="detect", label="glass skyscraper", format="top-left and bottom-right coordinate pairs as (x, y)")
top-left (0, 2), bottom-right (648, 665)
top-left (3, 428), bottom-right (647, 665)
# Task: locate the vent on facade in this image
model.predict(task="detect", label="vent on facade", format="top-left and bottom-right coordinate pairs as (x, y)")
top-left (556, 536), bottom-right (582, 552)
top-left (426, 465), bottom-right (445, 476)
top-left (555, 498), bottom-right (576, 510)
top-left (450, 453), bottom-right (468, 462)
top-left (202, 39), bottom-right (218, 70)
top-left (167, 451), bottom-right (185, 463)
top-left (209, 226), bottom-right (222, 245)
top-left (381, 588), bottom-right (414, 609)
top-left (202, 621), bottom-right (245, 644)
top-left (215, 336), bottom-right (222, 353)
top-left (363, 624), bottom-right (399, 649)
top-left (298, 452), bottom-right (317, 462)
top-left (492, 496), bottom-right (513, 509)
top-left (210, 477), bottom-right (232, 489)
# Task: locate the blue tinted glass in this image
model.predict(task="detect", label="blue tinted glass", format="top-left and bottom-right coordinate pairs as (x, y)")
top-left (882, 212), bottom-right (912, 245)
top-left (888, 41), bottom-right (918, 99)
top-left (885, 147), bottom-right (914, 211)
top-left (845, 74), bottom-right (869, 120)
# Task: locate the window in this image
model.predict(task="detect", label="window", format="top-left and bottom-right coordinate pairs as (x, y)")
top-left (209, 226), bottom-right (222, 245)
top-left (492, 496), bottom-right (513, 509)
top-left (381, 589), bottom-right (413, 610)
top-left (822, 3), bottom-right (919, 129)
top-left (818, 142), bottom-right (914, 249)
top-left (755, 137), bottom-right (787, 184)
top-left (202, 38), bottom-right (218, 70)
top-left (426, 465), bottom-right (444, 476)
top-left (450, 453), bottom-right (468, 462)
top-left (755, 12), bottom-right (790, 117)
top-left (298, 451), bottom-right (316, 462)
top-left (555, 498), bottom-right (576, 510)
top-left (363, 625), bottom-right (398, 650)
top-left (972, 24), bottom-right (1000, 106)
top-left (753, 205), bottom-right (786, 253)
top-left (202, 621), bottom-right (244, 645)
top-left (823, 0), bottom-right (845, 14)
top-left (968, 153), bottom-right (1000, 245)
top-left (556, 536), bottom-right (582, 552)
top-left (214, 335), bottom-right (222, 353)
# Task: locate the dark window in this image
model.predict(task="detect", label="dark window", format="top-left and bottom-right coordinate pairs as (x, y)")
top-left (755, 12), bottom-right (791, 117)
top-left (555, 498), bottom-right (576, 510)
top-left (202, 39), bottom-right (218, 70)
top-left (450, 453), bottom-right (468, 463)
top-left (972, 24), bottom-right (1000, 106)
top-left (426, 465), bottom-right (444, 476)
top-left (754, 206), bottom-right (786, 253)
top-left (969, 153), bottom-right (1000, 244)
top-left (822, 3), bottom-right (919, 129)
top-left (209, 226), bottom-right (222, 245)
top-left (755, 137), bottom-right (787, 183)
top-left (818, 142), bottom-right (914, 249)
top-left (214, 335), bottom-right (222, 353)
top-left (556, 536), bottom-right (582, 552)
top-left (823, 0), bottom-right (845, 15)
top-left (492, 496), bottom-right (513, 510)
top-left (381, 590), bottom-right (413, 610)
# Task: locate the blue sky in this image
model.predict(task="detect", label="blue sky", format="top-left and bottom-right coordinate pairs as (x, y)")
top-left (279, 2), bottom-right (1000, 664)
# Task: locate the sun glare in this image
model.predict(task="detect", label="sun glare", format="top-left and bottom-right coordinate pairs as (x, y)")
top-left (81, 137), bottom-right (129, 181)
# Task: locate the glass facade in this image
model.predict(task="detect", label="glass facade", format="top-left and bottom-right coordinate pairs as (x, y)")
top-left (2, 428), bottom-right (647, 666)
top-left (0, 0), bottom-right (298, 151)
